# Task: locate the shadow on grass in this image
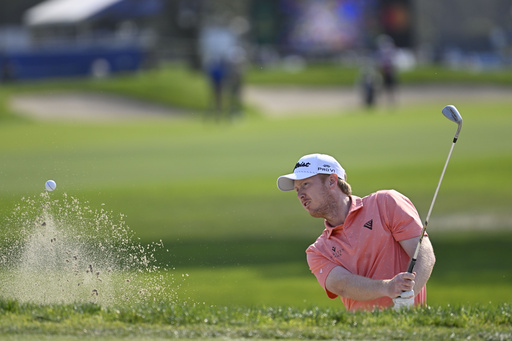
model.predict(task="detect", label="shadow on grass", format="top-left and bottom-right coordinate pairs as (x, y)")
top-left (152, 230), bottom-right (512, 282)
top-left (154, 237), bottom-right (311, 270)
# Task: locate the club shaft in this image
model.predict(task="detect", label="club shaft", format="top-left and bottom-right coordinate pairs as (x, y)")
top-left (407, 140), bottom-right (457, 273)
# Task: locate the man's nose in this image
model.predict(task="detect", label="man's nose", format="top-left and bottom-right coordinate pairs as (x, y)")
top-left (297, 189), bottom-right (304, 199)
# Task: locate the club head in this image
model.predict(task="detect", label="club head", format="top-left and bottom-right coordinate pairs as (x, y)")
top-left (442, 105), bottom-right (463, 141)
top-left (442, 105), bottom-right (463, 124)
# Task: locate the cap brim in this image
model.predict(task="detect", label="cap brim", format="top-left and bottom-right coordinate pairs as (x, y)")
top-left (277, 173), bottom-right (312, 191)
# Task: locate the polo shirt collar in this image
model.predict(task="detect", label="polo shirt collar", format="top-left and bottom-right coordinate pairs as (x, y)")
top-left (323, 195), bottom-right (363, 238)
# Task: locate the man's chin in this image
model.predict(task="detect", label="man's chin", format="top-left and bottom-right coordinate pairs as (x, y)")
top-left (306, 208), bottom-right (323, 218)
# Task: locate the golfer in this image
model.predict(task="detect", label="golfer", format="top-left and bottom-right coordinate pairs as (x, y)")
top-left (277, 153), bottom-right (436, 311)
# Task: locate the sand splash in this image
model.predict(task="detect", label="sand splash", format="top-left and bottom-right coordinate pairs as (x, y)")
top-left (0, 192), bottom-right (178, 306)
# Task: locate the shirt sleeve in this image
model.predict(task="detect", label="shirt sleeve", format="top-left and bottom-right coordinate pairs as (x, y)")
top-left (379, 190), bottom-right (424, 242)
top-left (306, 246), bottom-right (340, 299)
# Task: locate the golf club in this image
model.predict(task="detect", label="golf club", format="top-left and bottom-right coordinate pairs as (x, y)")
top-left (407, 105), bottom-right (463, 273)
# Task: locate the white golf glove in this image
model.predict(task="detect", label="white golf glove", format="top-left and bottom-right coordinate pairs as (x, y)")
top-left (392, 290), bottom-right (414, 311)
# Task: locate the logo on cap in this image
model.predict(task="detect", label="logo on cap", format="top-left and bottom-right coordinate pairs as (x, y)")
top-left (318, 164), bottom-right (335, 173)
top-left (294, 162), bottom-right (311, 170)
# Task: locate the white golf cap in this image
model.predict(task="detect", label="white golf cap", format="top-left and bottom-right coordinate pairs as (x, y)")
top-left (277, 153), bottom-right (346, 191)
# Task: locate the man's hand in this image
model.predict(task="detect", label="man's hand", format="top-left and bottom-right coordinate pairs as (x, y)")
top-left (392, 291), bottom-right (415, 310)
top-left (385, 272), bottom-right (416, 298)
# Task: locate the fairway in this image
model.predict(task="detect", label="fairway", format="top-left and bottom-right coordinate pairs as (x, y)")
top-left (1, 82), bottom-right (512, 339)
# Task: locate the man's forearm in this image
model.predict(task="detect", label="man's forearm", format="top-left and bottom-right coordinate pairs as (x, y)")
top-left (411, 238), bottom-right (436, 294)
top-left (325, 267), bottom-right (391, 301)
top-left (326, 265), bottom-right (417, 301)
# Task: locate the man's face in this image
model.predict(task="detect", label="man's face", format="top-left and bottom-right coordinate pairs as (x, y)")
top-left (294, 174), bottom-right (333, 218)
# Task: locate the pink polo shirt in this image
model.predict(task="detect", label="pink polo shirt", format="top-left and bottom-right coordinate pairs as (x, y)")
top-left (306, 190), bottom-right (427, 311)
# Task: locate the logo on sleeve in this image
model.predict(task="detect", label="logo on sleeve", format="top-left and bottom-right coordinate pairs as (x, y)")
top-left (364, 219), bottom-right (373, 230)
top-left (331, 246), bottom-right (343, 258)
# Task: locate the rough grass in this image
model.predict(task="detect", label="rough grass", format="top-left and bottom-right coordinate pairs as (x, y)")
top-left (0, 299), bottom-right (510, 340)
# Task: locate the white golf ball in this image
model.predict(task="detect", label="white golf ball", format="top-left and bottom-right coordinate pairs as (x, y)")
top-left (45, 180), bottom-right (57, 191)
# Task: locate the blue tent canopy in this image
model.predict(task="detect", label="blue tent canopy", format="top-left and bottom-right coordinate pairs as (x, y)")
top-left (25, 0), bottom-right (163, 26)
top-left (89, 0), bottom-right (163, 21)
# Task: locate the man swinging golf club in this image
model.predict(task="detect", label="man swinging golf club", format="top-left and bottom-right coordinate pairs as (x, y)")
top-left (277, 153), bottom-right (436, 311)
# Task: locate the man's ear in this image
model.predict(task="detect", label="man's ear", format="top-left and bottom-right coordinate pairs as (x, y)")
top-left (328, 173), bottom-right (338, 188)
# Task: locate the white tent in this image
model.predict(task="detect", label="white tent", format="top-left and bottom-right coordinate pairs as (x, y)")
top-left (24, 0), bottom-right (123, 26)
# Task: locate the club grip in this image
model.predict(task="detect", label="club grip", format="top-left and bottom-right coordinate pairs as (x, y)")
top-left (407, 258), bottom-right (416, 273)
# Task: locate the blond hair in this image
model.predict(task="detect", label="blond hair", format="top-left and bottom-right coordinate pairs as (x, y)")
top-left (319, 174), bottom-right (352, 196)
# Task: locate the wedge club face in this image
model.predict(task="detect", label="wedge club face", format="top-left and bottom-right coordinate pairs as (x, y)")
top-left (442, 105), bottom-right (462, 124)
top-left (442, 105), bottom-right (463, 141)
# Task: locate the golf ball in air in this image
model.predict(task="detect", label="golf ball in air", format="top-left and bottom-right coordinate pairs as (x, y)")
top-left (45, 180), bottom-right (57, 191)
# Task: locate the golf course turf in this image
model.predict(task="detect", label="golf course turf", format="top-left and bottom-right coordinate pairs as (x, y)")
top-left (0, 65), bottom-right (511, 339)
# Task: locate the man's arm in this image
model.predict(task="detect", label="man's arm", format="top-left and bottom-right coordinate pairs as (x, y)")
top-left (399, 236), bottom-right (436, 295)
top-left (324, 237), bottom-right (435, 301)
top-left (325, 266), bottom-right (415, 301)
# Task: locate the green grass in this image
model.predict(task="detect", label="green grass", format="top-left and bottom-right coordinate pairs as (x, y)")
top-left (161, 230), bottom-right (512, 308)
top-left (3, 63), bottom-right (512, 117)
top-left (1, 64), bottom-right (210, 112)
top-left (0, 64), bottom-right (511, 338)
top-left (247, 63), bottom-right (512, 86)
top-left (1, 98), bottom-right (512, 302)
top-left (1, 100), bottom-right (511, 234)
top-left (0, 299), bottom-right (510, 340)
